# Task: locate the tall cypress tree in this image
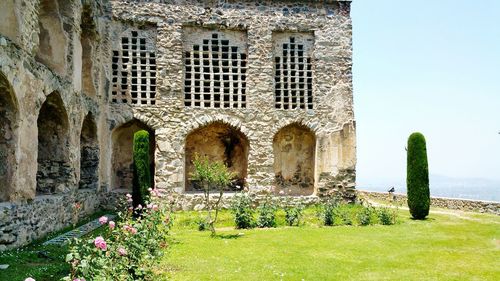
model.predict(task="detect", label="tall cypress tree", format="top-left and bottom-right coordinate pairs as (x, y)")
top-left (407, 132), bottom-right (430, 219)
top-left (132, 130), bottom-right (151, 207)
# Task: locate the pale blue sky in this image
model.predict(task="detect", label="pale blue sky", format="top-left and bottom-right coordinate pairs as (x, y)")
top-left (351, 0), bottom-right (500, 185)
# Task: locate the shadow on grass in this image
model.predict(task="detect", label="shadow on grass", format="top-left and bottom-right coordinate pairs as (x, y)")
top-left (213, 233), bottom-right (244, 240)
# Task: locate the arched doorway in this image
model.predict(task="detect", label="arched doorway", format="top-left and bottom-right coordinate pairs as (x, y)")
top-left (36, 91), bottom-right (70, 194)
top-left (273, 123), bottom-right (315, 195)
top-left (185, 122), bottom-right (249, 191)
top-left (111, 119), bottom-right (155, 190)
top-left (0, 73), bottom-right (18, 201)
top-left (79, 113), bottom-right (99, 189)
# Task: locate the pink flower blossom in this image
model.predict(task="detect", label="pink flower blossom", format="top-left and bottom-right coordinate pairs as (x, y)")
top-left (148, 188), bottom-right (153, 192)
top-left (136, 204), bottom-right (143, 210)
top-left (147, 203), bottom-right (153, 209)
top-left (94, 236), bottom-right (107, 251)
top-left (130, 227), bottom-right (137, 234)
top-left (108, 221), bottom-right (115, 229)
top-left (25, 278), bottom-right (36, 281)
top-left (152, 204), bottom-right (159, 211)
top-left (118, 247), bottom-right (127, 256)
top-left (98, 216), bottom-right (108, 225)
top-left (127, 198), bottom-right (133, 203)
top-left (123, 225), bottom-right (131, 231)
top-left (126, 193), bottom-right (132, 199)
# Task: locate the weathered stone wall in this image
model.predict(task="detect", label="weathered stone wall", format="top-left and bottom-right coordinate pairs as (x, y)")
top-left (108, 0), bottom-right (356, 197)
top-left (358, 190), bottom-right (500, 216)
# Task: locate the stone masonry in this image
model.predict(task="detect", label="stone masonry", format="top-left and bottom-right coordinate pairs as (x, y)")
top-left (0, 0), bottom-right (356, 250)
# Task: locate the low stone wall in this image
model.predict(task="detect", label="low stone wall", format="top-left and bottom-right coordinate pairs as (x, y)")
top-left (0, 189), bottom-right (106, 251)
top-left (357, 190), bottom-right (500, 215)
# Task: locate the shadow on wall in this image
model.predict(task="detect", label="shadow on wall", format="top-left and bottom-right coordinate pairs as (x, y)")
top-left (111, 119), bottom-right (155, 191)
top-left (185, 121), bottom-right (249, 192)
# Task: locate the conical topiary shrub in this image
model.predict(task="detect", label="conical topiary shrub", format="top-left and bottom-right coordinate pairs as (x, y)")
top-left (406, 132), bottom-right (430, 219)
top-left (132, 130), bottom-right (151, 207)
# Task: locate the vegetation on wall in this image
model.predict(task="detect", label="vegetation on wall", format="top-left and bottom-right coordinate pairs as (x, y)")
top-left (132, 130), bottom-right (151, 207)
top-left (406, 132), bottom-right (430, 219)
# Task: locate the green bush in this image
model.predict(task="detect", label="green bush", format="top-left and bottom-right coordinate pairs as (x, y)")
top-left (257, 196), bottom-right (277, 228)
top-left (318, 197), bottom-right (340, 226)
top-left (230, 192), bottom-right (255, 229)
top-left (132, 130), bottom-right (151, 207)
top-left (284, 203), bottom-right (304, 226)
top-left (357, 206), bottom-right (374, 226)
top-left (378, 207), bottom-right (397, 225)
top-left (407, 132), bottom-right (430, 219)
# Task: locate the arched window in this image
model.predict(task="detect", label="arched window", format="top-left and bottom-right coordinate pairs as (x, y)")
top-left (273, 123), bottom-right (315, 195)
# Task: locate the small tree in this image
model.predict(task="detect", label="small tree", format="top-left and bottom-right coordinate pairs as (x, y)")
top-left (190, 154), bottom-right (235, 236)
top-left (132, 130), bottom-right (151, 207)
top-left (406, 132), bottom-right (430, 219)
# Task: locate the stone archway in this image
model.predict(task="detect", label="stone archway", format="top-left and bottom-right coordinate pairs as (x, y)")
top-left (273, 123), bottom-right (315, 195)
top-left (185, 121), bottom-right (249, 192)
top-left (0, 73), bottom-right (18, 202)
top-left (36, 92), bottom-right (71, 194)
top-left (111, 119), bottom-right (155, 190)
top-left (79, 113), bottom-right (99, 189)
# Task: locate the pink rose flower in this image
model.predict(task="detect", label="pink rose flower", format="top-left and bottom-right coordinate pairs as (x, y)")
top-left (130, 227), bottom-right (138, 234)
top-left (108, 221), bottom-right (115, 229)
top-left (118, 247), bottom-right (127, 256)
top-left (126, 193), bottom-right (132, 199)
top-left (98, 216), bottom-right (108, 225)
top-left (147, 203), bottom-right (153, 209)
top-left (94, 236), bottom-right (107, 251)
top-left (152, 204), bottom-right (159, 211)
top-left (25, 278), bottom-right (36, 281)
top-left (136, 204), bottom-right (143, 210)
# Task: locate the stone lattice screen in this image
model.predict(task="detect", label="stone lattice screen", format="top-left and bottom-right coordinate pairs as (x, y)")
top-left (273, 33), bottom-right (314, 110)
top-left (183, 27), bottom-right (248, 108)
top-left (111, 29), bottom-right (157, 105)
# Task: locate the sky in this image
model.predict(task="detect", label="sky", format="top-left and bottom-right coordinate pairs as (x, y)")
top-left (350, 0), bottom-right (500, 186)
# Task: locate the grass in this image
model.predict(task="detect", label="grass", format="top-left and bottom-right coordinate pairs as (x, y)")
top-left (0, 210), bottom-right (109, 281)
top-left (157, 208), bottom-right (500, 281)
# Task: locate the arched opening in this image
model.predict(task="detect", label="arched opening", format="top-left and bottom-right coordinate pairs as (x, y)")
top-left (0, 73), bottom-right (18, 202)
top-left (36, 92), bottom-right (70, 194)
top-left (0, 0), bottom-right (20, 44)
top-left (111, 120), bottom-right (155, 190)
top-left (36, 0), bottom-right (69, 75)
top-left (273, 123), bottom-right (315, 195)
top-left (79, 113), bottom-right (99, 189)
top-left (185, 122), bottom-right (249, 192)
top-left (80, 4), bottom-right (97, 96)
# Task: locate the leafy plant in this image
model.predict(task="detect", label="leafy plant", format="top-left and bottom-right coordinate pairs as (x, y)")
top-left (318, 197), bottom-right (340, 226)
top-left (378, 207), bottom-right (397, 225)
top-left (230, 192), bottom-right (255, 229)
top-left (284, 203), bottom-right (304, 226)
top-left (190, 154), bottom-right (235, 236)
top-left (132, 130), bottom-right (151, 207)
top-left (337, 207), bottom-right (353, 226)
top-left (407, 132), bottom-right (430, 219)
top-left (257, 196), bottom-right (277, 228)
top-left (357, 206), bottom-right (374, 226)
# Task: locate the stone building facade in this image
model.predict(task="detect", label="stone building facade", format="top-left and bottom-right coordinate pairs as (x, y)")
top-left (0, 0), bottom-right (355, 250)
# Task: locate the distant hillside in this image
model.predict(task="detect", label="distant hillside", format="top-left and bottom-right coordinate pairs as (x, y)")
top-left (358, 174), bottom-right (500, 202)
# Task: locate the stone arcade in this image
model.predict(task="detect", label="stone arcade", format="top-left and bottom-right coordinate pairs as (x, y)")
top-left (0, 0), bottom-right (356, 250)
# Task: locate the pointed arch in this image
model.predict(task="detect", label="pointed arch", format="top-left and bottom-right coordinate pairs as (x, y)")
top-left (79, 113), bottom-right (99, 189)
top-left (185, 121), bottom-right (249, 192)
top-left (36, 91), bottom-right (70, 194)
top-left (273, 123), bottom-right (316, 195)
top-left (111, 119), bottom-right (155, 190)
top-left (0, 72), bottom-right (19, 201)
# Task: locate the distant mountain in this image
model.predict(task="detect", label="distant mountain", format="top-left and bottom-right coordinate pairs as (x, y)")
top-left (357, 174), bottom-right (500, 202)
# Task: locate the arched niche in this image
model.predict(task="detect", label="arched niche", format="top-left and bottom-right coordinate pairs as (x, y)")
top-left (273, 123), bottom-right (316, 195)
top-left (80, 4), bottom-right (97, 96)
top-left (0, 73), bottom-right (19, 202)
top-left (79, 113), bottom-right (99, 189)
top-left (185, 121), bottom-right (249, 192)
top-left (36, 91), bottom-right (70, 194)
top-left (111, 119), bottom-right (155, 190)
top-left (0, 0), bottom-right (20, 45)
top-left (36, 0), bottom-right (70, 75)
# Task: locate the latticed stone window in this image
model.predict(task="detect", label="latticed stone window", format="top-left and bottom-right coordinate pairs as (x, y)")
top-left (183, 27), bottom-right (248, 108)
top-left (111, 29), bottom-right (157, 105)
top-left (273, 33), bottom-right (314, 110)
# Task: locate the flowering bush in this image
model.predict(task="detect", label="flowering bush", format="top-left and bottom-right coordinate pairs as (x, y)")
top-left (230, 192), bottom-right (255, 229)
top-left (63, 189), bottom-right (173, 281)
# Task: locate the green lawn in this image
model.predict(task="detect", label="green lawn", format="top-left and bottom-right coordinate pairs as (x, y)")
top-left (158, 209), bottom-right (500, 281)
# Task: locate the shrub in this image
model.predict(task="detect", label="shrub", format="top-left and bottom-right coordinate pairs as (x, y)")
top-left (190, 154), bottom-right (235, 236)
top-left (64, 190), bottom-right (172, 280)
top-left (284, 203), bottom-right (304, 226)
top-left (132, 130), bottom-right (151, 207)
top-left (257, 196), bottom-right (277, 228)
top-left (230, 192), bottom-right (255, 229)
top-left (378, 207), bottom-right (397, 225)
top-left (407, 132), bottom-right (430, 219)
top-left (357, 206), bottom-right (374, 226)
top-left (318, 197), bottom-right (340, 226)
top-left (337, 207), bottom-right (353, 226)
